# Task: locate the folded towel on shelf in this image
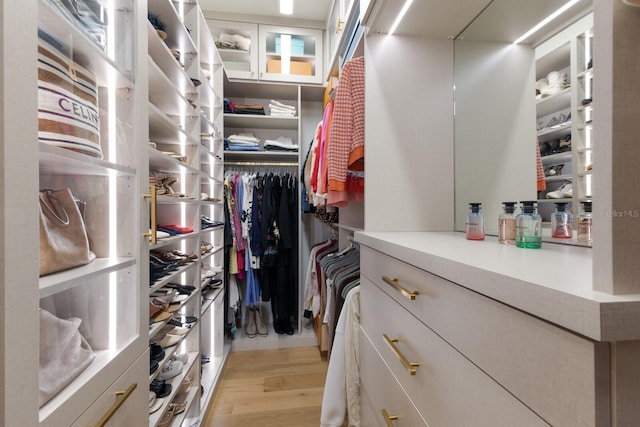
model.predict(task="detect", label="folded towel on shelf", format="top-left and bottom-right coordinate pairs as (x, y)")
top-left (269, 100), bottom-right (296, 117)
top-left (216, 33), bottom-right (251, 51)
top-left (227, 132), bottom-right (261, 144)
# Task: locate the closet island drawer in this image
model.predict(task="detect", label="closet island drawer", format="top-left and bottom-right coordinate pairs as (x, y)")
top-left (360, 328), bottom-right (428, 427)
top-left (360, 245), bottom-right (610, 427)
top-left (71, 351), bottom-right (148, 427)
top-left (361, 278), bottom-right (549, 427)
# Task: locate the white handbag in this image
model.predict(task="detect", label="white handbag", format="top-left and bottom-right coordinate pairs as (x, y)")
top-left (39, 308), bottom-right (95, 407)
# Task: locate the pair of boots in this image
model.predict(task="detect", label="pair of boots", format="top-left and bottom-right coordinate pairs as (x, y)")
top-left (245, 306), bottom-right (268, 338)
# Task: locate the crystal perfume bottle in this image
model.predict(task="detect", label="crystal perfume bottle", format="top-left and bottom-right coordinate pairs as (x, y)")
top-left (551, 202), bottom-right (572, 238)
top-left (466, 203), bottom-right (485, 240)
top-left (577, 201), bottom-right (593, 243)
top-left (516, 201), bottom-right (542, 249)
top-left (498, 202), bottom-right (517, 244)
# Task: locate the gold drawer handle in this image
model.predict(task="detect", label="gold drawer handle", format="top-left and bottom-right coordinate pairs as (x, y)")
top-left (382, 408), bottom-right (399, 426)
top-left (382, 276), bottom-right (419, 300)
top-left (91, 382), bottom-right (137, 427)
top-left (383, 333), bottom-right (419, 376)
top-left (144, 184), bottom-right (158, 245)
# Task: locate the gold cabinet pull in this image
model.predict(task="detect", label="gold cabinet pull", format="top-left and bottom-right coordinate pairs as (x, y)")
top-left (90, 383), bottom-right (137, 427)
top-left (383, 333), bottom-right (419, 376)
top-left (382, 276), bottom-right (419, 300)
top-left (382, 408), bottom-right (399, 426)
top-left (144, 184), bottom-right (157, 245)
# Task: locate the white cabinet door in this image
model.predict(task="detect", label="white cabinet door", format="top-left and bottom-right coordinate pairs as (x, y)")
top-left (37, 0), bottom-right (148, 425)
top-left (207, 20), bottom-right (259, 80)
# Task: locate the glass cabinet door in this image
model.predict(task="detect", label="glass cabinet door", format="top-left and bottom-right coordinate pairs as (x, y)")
top-left (259, 25), bottom-right (323, 84)
top-left (207, 19), bottom-right (258, 80)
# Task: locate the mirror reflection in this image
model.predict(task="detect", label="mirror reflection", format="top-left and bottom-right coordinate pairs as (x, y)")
top-left (453, 0), bottom-right (593, 246)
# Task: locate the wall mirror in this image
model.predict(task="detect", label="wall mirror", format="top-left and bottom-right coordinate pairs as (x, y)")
top-left (453, 0), bottom-right (593, 246)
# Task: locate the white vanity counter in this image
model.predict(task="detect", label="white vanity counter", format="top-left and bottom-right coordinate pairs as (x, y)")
top-left (355, 231), bottom-right (640, 341)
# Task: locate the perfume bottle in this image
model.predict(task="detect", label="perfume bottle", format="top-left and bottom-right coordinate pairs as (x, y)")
top-left (498, 202), bottom-right (517, 244)
top-left (466, 203), bottom-right (485, 240)
top-left (577, 201), bottom-right (593, 243)
top-left (551, 202), bottom-right (573, 238)
top-left (516, 201), bottom-right (542, 249)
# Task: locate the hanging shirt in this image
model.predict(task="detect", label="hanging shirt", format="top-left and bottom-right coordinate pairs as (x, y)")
top-left (327, 56), bottom-right (365, 207)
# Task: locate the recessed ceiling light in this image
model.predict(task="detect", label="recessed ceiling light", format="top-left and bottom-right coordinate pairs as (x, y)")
top-left (513, 0), bottom-right (580, 44)
top-left (388, 0), bottom-right (414, 36)
top-left (280, 0), bottom-right (293, 15)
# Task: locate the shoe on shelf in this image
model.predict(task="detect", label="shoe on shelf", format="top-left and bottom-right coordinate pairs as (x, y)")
top-left (169, 402), bottom-right (188, 416)
top-left (546, 181), bottom-right (573, 199)
top-left (149, 392), bottom-right (164, 414)
top-left (158, 359), bottom-right (184, 380)
top-left (168, 326), bottom-right (191, 336)
top-left (150, 343), bottom-right (165, 362)
top-left (158, 333), bottom-right (181, 348)
top-left (150, 359), bottom-right (159, 375)
top-left (177, 376), bottom-right (192, 396)
top-left (150, 379), bottom-right (172, 398)
top-left (171, 352), bottom-right (189, 364)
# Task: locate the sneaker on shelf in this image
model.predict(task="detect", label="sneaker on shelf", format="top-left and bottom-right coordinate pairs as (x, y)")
top-left (201, 263), bottom-right (222, 279)
top-left (546, 181), bottom-right (573, 199)
top-left (171, 352), bottom-right (189, 364)
top-left (158, 360), bottom-right (184, 380)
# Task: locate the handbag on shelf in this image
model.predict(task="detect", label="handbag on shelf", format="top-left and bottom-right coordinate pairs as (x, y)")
top-left (39, 308), bottom-right (95, 407)
top-left (39, 188), bottom-right (96, 276)
top-left (37, 37), bottom-right (103, 158)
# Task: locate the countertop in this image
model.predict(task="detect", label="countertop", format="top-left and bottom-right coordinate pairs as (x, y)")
top-left (355, 231), bottom-right (640, 341)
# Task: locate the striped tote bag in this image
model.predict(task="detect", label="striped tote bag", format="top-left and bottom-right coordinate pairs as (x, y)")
top-left (37, 38), bottom-right (102, 158)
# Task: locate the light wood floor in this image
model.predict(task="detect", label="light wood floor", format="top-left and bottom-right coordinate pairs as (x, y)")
top-left (202, 346), bottom-right (336, 427)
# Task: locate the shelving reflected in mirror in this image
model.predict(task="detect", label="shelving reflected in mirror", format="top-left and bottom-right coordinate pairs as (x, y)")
top-left (453, 0), bottom-right (593, 247)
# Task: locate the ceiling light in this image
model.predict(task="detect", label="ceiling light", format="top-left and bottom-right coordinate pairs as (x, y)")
top-left (513, 0), bottom-right (580, 44)
top-left (280, 0), bottom-right (293, 15)
top-left (388, 0), bottom-right (414, 35)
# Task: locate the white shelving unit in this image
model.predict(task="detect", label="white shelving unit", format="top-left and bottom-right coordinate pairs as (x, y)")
top-left (146, 0), bottom-right (228, 425)
top-left (221, 77), bottom-right (324, 351)
top-left (535, 14), bottom-right (593, 230)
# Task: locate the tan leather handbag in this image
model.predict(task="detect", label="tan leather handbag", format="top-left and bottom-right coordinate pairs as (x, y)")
top-left (39, 188), bottom-right (96, 276)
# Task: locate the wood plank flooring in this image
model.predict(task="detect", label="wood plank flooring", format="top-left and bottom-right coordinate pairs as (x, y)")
top-left (203, 346), bottom-right (339, 427)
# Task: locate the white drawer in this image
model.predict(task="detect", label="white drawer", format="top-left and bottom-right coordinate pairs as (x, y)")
top-left (361, 278), bottom-right (548, 427)
top-left (72, 351), bottom-right (148, 427)
top-left (360, 329), bottom-right (428, 427)
top-left (361, 245), bottom-right (609, 427)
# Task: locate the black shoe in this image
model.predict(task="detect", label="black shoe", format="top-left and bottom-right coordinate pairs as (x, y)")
top-left (150, 379), bottom-right (172, 398)
top-left (273, 319), bottom-right (284, 335)
top-left (284, 320), bottom-right (294, 335)
top-left (150, 342), bottom-right (165, 362)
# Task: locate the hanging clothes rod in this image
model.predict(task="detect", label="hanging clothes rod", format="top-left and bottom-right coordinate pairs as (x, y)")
top-left (224, 161), bottom-right (298, 167)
